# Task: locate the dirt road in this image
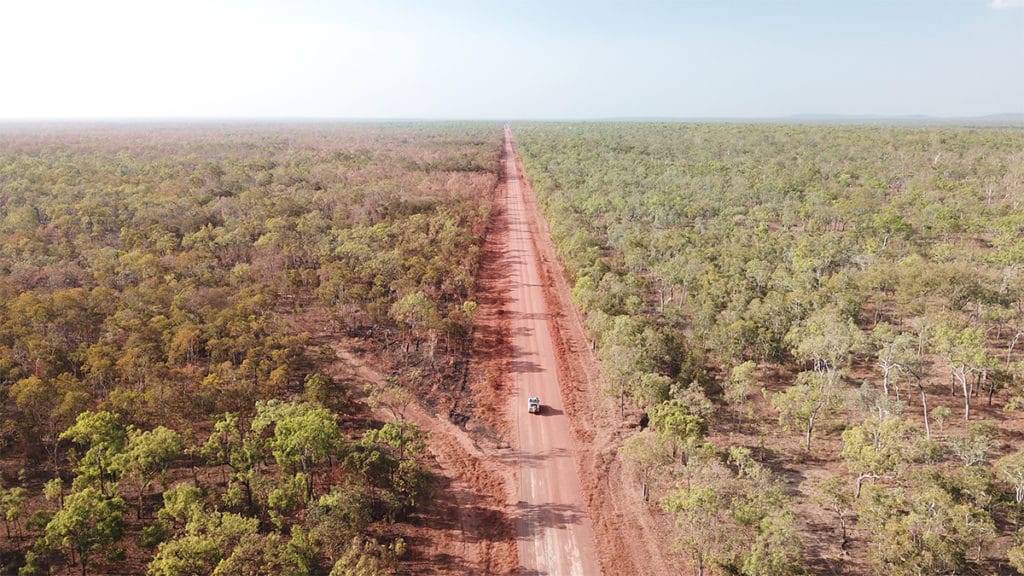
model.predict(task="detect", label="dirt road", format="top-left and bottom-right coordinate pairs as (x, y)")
top-left (503, 126), bottom-right (600, 575)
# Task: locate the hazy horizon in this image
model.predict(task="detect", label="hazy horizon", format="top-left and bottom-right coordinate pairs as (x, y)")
top-left (2, 0), bottom-right (1022, 120)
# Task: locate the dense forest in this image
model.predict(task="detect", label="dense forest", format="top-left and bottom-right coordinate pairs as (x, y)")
top-left (516, 122), bottom-right (1024, 575)
top-left (0, 123), bottom-right (501, 575)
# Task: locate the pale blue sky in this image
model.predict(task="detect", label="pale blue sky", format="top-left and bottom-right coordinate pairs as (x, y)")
top-left (0, 0), bottom-right (1021, 119)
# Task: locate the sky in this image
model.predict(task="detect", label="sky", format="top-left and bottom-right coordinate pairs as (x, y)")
top-left (0, 0), bottom-right (1022, 120)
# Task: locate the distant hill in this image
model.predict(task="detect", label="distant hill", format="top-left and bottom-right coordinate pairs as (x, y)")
top-left (973, 113), bottom-right (1024, 125)
top-left (783, 113), bottom-right (1024, 126)
top-left (591, 114), bottom-right (1024, 127)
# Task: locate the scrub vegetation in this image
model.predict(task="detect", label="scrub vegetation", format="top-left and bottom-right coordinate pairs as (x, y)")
top-left (516, 122), bottom-right (1024, 575)
top-left (5, 118), bottom-right (1024, 575)
top-left (0, 123), bottom-right (500, 575)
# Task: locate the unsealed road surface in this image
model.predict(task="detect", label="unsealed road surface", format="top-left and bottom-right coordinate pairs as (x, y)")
top-left (503, 127), bottom-right (600, 576)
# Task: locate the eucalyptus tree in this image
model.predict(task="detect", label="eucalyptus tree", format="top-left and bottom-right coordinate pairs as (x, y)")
top-left (43, 487), bottom-right (127, 576)
top-left (933, 322), bottom-right (995, 421)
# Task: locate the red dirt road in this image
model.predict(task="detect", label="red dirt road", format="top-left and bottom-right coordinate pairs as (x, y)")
top-left (503, 127), bottom-right (600, 575)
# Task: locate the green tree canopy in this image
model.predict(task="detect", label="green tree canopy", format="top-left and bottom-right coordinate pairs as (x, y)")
top-left (43, 487), bottom-right (127, 576)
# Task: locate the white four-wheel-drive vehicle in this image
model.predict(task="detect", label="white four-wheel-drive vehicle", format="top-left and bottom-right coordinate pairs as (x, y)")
top-left (527, 396), bottom-right (541, 414)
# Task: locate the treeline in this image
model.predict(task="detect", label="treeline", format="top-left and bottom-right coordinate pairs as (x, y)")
top-left (516, 122), bottom-right (1024, 575)
top-left (0, 123), bottom-right (501, 574)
